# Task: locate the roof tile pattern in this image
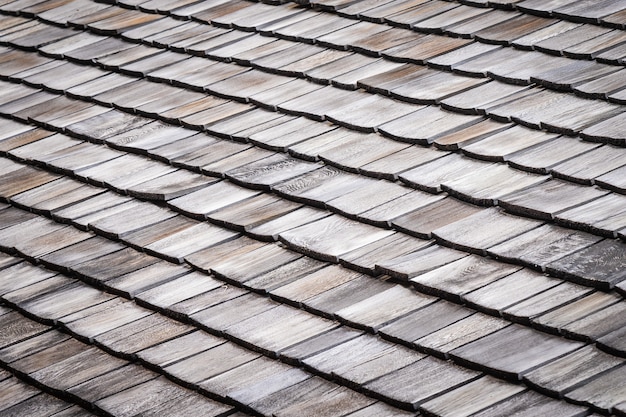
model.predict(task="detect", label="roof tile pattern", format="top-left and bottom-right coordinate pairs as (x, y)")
top-left (0, 0), bottom-right (625, 416)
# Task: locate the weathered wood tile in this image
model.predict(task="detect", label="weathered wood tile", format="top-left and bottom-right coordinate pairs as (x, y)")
top-left (415, 312), bottom-right (510, 358)
top-left (88, 203), bottom-right (176, 240)
top-left (379, 106), bottom-right (481, 145)
top-left (269, 264), bottom-right (362, 306)
top-left (168, 180), bottom-right (259, 219)
top-left (391, 196), bottom-right (482, 239)
top-left (94, 314), bottom-right (192, 357)
top-left (581, 111), bottom-right (626, 146)
top-left (411, 255), bottom-right (521, 301)
top-left (552, 145), bottom-right (626, 184)
top-left (209, 361), bottom-right (309, 410)
top-left (302, 334), bottom-right (399, 379)
top-left (0, 261), bottom-right (56, 297)
top-left (564, 365), bottom-right (626, 414)
top-left (377, 243), bottom-right (469, 281)
top-left (0, 392), bottom-right (73, 417)
top-left (279, 215), bottom-right (395, 263)
top-left (8, 335), bottom-right (89, 376)
top-left (226, 304), bottom-right (338, 356)
top-left (276, 385), bottom-right (376, 417)
top-left (66, 363), bottom-right (157, 404)
top-left (136, 330), bottom-right (224, 369)
top-left (247, 206), bottom-right (330, 241)
top-left (546, 239), bottom-right (626, 290)
top-left (13, 225), bottom-right (92, 261)
top-left (51, 192), bottom-right (132, 228)
top-left (502, 281), bottom-right (594, 324)
top-left (104, 261), bottom-right (191, 299)
top-left (378, 300), bottom-right (473, 346)
top-left (487, 224), bottom-right (603, 270)
top-left (358, 144), bottom-right (446, 181)
top-left (532, 291), bottom-right (622, 334)
top-left (597, 324), bottom-right (626, 357)
top-left (363, 356), bottom-right (480, 410)
top-left (167, 281), bottom-right (244, 319)
top-left (344, 401), bottom-right (416, 417)
top-left (443, 164), bottom-right (549, 206)
top-left (450, 324), bottom-right (584, 380)
top-left (19, 281), bottom-right (114, 323)
top-left (278, 85), bottom-right (371, 121)
top-left (507, 137), bottom-right (601, 175)
top-left (135, 271), bottom-right (222, 310)
top-left (471, 389), bottom-right (589, 417)
top-left (339, 233), bottom-right (431, 275)
top-left (208, 241), bottom-right (302, 285)
top-left (94, 375), bottom-right (195, 417)
top-left (462, 268), bottom-right (561, 315)
top-left (421, 375), bottom-right (526, 417)
top-left (226, 154), bottom-right (320, 190)
top-left (432, 207), bottom-right (543, 255)
top-left (201, 147), bottom-right (277, 176)
top-left (398, 152), bottom-right (492, 193)
top-left (77, 155), bottom-right (176, 192)
top-left (0, 215), bottom-right (64, 251)
top-left (326, 180), bottom-right (411, 218)
top-left (462, 125), bottom-right (556, 162)
top-left (243, 256), bottom-right (326, 294)
top-left (29, 346), bottom-right (126, 392)
top-left (144, 222), bottom-right (238, 263)
top-left (499, 180), bottom-right (606, 220)
top-left (164, 341), bottom-right (261, 385)
top-left (335, 284), bottom-right (435, 332)
top-left (278, 326), bottom-right (362, 365)
top-left (302, 274), bottom-right (393, 319)
top-left (561, 302), bottom-right (626, 342)
top-left (0, 310), bottom-right (50, 349)
top-left (0, 376), bottom-right (41, 412)
top-left (184, 234), bottom-right (266, 273)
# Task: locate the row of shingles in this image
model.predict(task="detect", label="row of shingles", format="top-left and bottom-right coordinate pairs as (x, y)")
top-left (293, 0), bottom-right (626, 60)
top-left (0, 306), bottom-right (236, 417)
top-left (13, 0), bottom-right (626, 149)
top-left (2, 103), bottom-right (625, 356)
top-left (0, 210), bottom-right (405, 417)
top-left (2, 38), bottom-right (625, 294)
top-left (1, 105), bottom-right (620, 416)
top-left (0, 327), bottom-right (91, 417)
top-left (0, 196), bottom-right (606, 417)
top-left (3, 17), bottom-right (626, 238)
top-left (4, 6), bottom-right (626, 198)
top-left (100, 0), bottom-right (626, 146)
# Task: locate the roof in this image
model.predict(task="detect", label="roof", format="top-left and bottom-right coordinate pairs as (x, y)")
top-left (0, 0), bottom-right (625, 415)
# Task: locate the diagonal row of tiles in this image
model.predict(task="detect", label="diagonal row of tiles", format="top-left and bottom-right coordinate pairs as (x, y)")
top-left (1, 80), bottom-right (626, 293)
top-left (0, 363), bottom-right (95, 417)
top-left (0, 205), bottom-right (623, 416)
top-left (299, 0), bottom-right (626, 30)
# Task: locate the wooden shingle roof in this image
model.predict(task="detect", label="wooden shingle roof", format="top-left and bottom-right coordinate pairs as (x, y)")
top-left (0, 0), bottom-right (625, 416)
